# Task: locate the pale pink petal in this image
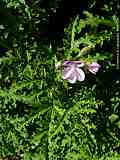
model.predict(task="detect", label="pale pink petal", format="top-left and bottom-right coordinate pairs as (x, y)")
top-left (68, 75), bottom-right (77, 84)
top-left (76, 68), bottom-right (85, 81)
top-left (63, 67), bottom-right (74, 79)
top-left (88, 62), bottom-right (101, 74)
top-left (62, 60), bottom-right (86, 83)
top-left (77, 63), bottom-right (85, 68)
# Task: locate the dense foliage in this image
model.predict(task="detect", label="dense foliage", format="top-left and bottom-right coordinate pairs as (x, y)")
top-left (0, 0), bottom-right (120, 159)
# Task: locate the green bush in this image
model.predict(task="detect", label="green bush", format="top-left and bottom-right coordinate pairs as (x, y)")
top-left (0, 0), bottom-right (120, 159)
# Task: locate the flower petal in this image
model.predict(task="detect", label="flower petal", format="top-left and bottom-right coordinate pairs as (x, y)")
top-left (63, 67), bottom-right (74, 79)
top-left (77, 63), bottom-right (84, 68)
top-left (62, 60), bottom-right (86, 83)
top-left (76, 68), bottom-right (85, 81)
top-left (68, 75), bottom-right (77, 84)
top-left (63, 61), bottom-right (72, 66)
top-left (88, 62), bottom-right (101, 74)
top-left (63, 61), bottom-right (83, 67)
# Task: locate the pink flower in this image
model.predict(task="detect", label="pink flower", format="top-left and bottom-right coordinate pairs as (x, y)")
top-left (63, 61), bottom-right (85, 84)
top-left (88, 62), bottom-right (101, 74)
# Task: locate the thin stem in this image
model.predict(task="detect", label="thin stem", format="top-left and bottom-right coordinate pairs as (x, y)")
top-left (116, 0), bottom-right (119, 69)
top-left (116, 19), bottom-right (119, 69)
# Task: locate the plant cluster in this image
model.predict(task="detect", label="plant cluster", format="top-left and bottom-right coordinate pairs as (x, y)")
top-left (0, 0), bottom-right (120, 159)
